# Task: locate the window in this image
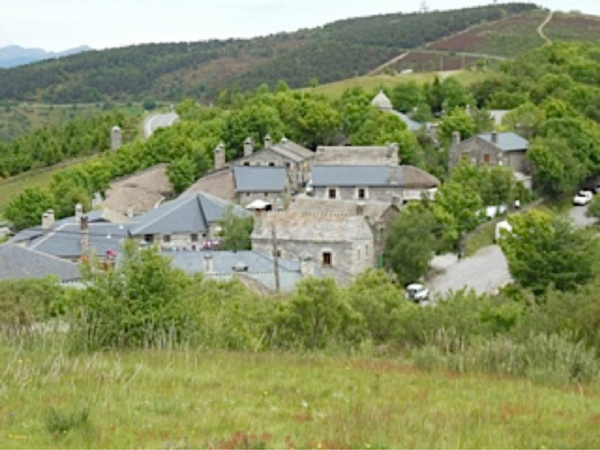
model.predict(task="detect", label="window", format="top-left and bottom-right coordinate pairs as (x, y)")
top-left (243, 162), bottom-right (250, 166)
top-left (144, 234), bottom-right (154, 243)
top-left (285, 162), bottom-right (291, 168)
top-left (163, 234), bottom-right (171, 243)
top-left (264, 193), bottom-right (269, 197)
top-left (268, 162), bottom-right (276, 167)
top-left (483, 153), bottom-right (491, 164)
top-left (357, 249), bottom-right (361, 260)
top-left (357, 188), bottom-right (366, 200)
top-left (328, 188), bottom-right (337, 199)
top-left (191, 233), bottom-right (198, 243)
top-left (322, 252), bottom-right (332, 266)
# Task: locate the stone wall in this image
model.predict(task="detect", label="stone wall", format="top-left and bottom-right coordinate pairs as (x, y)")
top-left (237, 191), bottom-right (287, 208)
top-left (449, 138), bottom-right (528, 173)
top-left (314, 186), bottom-right (403, 202)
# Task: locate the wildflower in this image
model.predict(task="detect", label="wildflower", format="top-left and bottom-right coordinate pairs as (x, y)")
top-left (301, 400), bottom-right (309, 408)
top-left (263, 391), bottom-right (268, 395)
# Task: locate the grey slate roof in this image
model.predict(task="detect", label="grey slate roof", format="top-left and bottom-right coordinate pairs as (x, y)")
top-left (477, 132), bottom-right (529, 152)
top-left (28, 223), bottom-right (130, 259)
top-left (272, 140), bottom-right (314, 160)
top-left (0, 244), bottom-right (81, 281)
top-left (163, 250), bottom-right (315, 292)
top-left (392, 111), bottom-right (424, 132)
top-left (233, 165), bottom-right (286, 192)
top-left (130, 192), bottom-right (249, 236)
top-left (312, 165), bottom-right (402, 187)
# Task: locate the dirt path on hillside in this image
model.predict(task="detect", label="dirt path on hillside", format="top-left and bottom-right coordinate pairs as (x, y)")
top-left (367, 51), bottom-right (410, 76)
top-left (538, 10), bottom-right (554, 45)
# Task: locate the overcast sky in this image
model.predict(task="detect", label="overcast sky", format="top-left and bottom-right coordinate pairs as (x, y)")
top-left (2, 0), bottom-right (599, 52)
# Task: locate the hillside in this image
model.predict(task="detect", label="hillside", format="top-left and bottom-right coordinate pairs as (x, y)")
top-left (0, 45), bottom-right (91, 68)
top-left (0, 3), bottom-right (537, 104)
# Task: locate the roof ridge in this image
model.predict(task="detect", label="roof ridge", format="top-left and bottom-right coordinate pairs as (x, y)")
top-left (132, 195), bottom-right (198, 234)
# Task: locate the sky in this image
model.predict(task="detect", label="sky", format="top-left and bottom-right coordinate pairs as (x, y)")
top-left (2, 0), bottom-right (600, 52)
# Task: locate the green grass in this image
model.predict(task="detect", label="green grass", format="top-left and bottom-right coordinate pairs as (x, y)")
top-left (306, 70), bottom-right (490, 99)
top-left (464, 219), bottom-right (498, 257)
top-left (1, 345), bottom-right (599, 449)
top-left (0, 158), bottom-right (92, 218)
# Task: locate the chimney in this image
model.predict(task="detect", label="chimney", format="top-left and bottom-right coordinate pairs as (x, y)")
top-left (300, 252), bottom-right (314, 278)
top-left (214, 143), bottom-right (226, 170)
top-left (264, 134), bottom-right (272, 149)
top-left (111, 125), bottom-right (122, 151)
top-left (391, 194), bottom-right (402, 209)
top-left (243, 137), bottom-right (254, 157)
top-left (80, 216), bottom-right (90, 256)
top-left (491, 131), bottom-right (498, 145)
top-left (41, 212), bottom-right (50, 230)
top-left (203, 254), bottom-right (214, 274)
top-left (452, 131), bottom-right (461, 146)
top-left (75, 203), bottom-right (83, 223)
top-left (126, 207), bottom-right (134, 219)
top-left (356, 201), bottom-right (366, 216)
top-left (389, 163), bottom-right (398, 185)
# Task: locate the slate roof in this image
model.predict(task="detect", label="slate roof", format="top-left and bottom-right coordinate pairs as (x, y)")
top-left (163, 250), bottom-right (315, 292)
top-left (233, 165), bottom-right (286, 192)
top-left (289, 197), bottom-right (397, 219)
top-left (28, 223), bottom-right (130, 259)
top-left (252, 212), bottom-right (373, 242)
top-left (130, 192), bottom-right (249, 236)
top-left (391, 111), bottom-right (424, 132)
top-left (477, 132), bottom-right (529, 152)
top-left (0, 244), bottom-right (81, 281)
top-left (311, 165), bottom-right (439, 188)
top-left (270, 140), bottom-right (314, 162)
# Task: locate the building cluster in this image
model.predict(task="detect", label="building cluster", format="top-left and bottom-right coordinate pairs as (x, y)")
top-left (1, 91), bottom-right (531, 293)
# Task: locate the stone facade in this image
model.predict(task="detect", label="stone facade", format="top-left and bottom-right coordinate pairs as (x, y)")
top-left (251, 212), bottom-right (375, 276)
top-left (313, 185), bottom-right (403, 202)
top-left (237, 191), bottom-right (286, 208)
top-left (314, 144), bottom-right (399, 166)
top-left (449, 136), bottom-right (529, 174)
top-left (134, 227), bottom-right (221, 250)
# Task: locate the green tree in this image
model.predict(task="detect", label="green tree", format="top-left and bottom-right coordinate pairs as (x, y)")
top-left (218, 206), bottom-right (254, 251)
top-left (4, 187), bottom-right (55, 231)
top-left (502, 102), bottom-right (546, 139)
top-left (500, 210), bottom-right (599, 294)
top-left (437, 108), bottom-right (476, 145)
top-left (167, 155), bottom-right (197, 194)
top-left (385, 205), bottom-right (438, 284)
top-left (391, 81), bottom-right (425, 113)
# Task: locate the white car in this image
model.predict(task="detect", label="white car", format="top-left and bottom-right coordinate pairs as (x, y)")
top-left (405, 283), bottom-right (429, 303)
top-left (574, 190), bottom-right (593, 206)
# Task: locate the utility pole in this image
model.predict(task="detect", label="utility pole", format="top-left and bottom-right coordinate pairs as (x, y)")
top-left (271, 225), bottom-right (281, 292)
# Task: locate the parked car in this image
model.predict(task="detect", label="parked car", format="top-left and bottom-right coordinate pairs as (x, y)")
top-left (405, 283), bottom-right (429, 303)
top-left (574, 190), bottom-right (593, 206)
top-left (495, 220), bottom-right (513, 243)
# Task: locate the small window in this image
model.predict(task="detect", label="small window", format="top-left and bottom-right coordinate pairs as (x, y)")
top-left (246, 193), bottom-right (250, 197)
top-left (191, 233), bottom-right (198, 243)
top-left (265, 193), bottom-right (269, 197)
top-left (358, 188), bottom-right (366, 200)
top-left (357, 249), bottom-right (361, 260)
top-left (483, 154), bottom-right (491, 164)
top-left (163, 234), bottom-right (171, 243)
top-left (144, 234), bottom-right (154, 243)
top-left (285, 162), bottom-right (291, 168)
top-left (322, 252), bottom-right (332, 266)
top-left (243, 162), bottom-right (250, 166)
top-left (328, 188), bottom-right (337, 199)
top-left (268, 162), bottom-right (276, 167)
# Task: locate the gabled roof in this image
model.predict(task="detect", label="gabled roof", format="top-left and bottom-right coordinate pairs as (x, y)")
top-left (477, 132), bottom-right (529, 152)
top-left (233, 165), bottom-right (286, 192)
top-left (130, 192), bottom-right (248, 236)
top-left (28, 223), bottom-right (129, 259)
top-left (391, 111), bottom-right (424, 131)
top-left (164, 250), bottom-right (315, 292)
top-left (272, 140), bottom-right (314, 160)
top-left (312, 165), bottom-right (399, 187)
top-left (252, 212), bottom-right (373, 242)
top-left (0, 244), bottom-right (81, 281)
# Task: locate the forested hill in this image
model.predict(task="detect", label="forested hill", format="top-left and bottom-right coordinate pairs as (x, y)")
top-left (0, 3), bottom-right (537, 104)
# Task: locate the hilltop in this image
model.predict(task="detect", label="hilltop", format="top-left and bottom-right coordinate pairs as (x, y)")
top-left (0, 3), bottom-right (537, 104)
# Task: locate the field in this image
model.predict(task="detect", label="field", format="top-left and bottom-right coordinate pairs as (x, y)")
top-left (427, 11), bottom-right (547, 57)
top-left (308, 70), bottom-right (490, 99)
top-left (544, 12), bottom-right (600, 42)
top-left (1, 346), bottom-right (599, 449)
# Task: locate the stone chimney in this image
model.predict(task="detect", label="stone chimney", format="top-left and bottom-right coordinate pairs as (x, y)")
top-left (264, 134), bottom-right (272, 149)
top-left (300, 252), bottom-right (314, 278)
top-left (389, 163), bottom-right (398, 185)
top-left (491, 131), bottom-right (498, 145)
top-left (111, 125), bottom-right (122, 151)
top-left (452, 131), bottom-right (461, 146)
top-left (80, 216), bottom-right (90, 256)
top-left (75, 203), bottom-right (83, 223)
top-left (214, 143), bottom-right (226, 170)
top-left (391, 194), bottom-right (402, 209)
top-left (203, 254), bottom-right (214, 274)
top-left (126, 207), bottom-right (134, 219)
top-left (243, 137), bottom-right (254, 157)
top-left (41, 210), bottom-right (54, 230)
top-left (356, 201), bottom-right (366, 216)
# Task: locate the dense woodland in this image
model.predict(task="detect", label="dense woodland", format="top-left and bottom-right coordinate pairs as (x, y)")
top-left (0, 3), bottom-right (538, 103)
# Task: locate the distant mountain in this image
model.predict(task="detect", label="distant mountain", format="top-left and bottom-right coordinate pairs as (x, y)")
top-left (0, 45), bottom-right (91, 68)
top-left (0, 3), bottom-right (542, 103)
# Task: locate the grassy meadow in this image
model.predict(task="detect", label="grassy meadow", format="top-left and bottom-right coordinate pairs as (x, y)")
top-left (1, 345), bottom-right (599, 449)
top-left (307, 70), bottom-right (490, 99)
